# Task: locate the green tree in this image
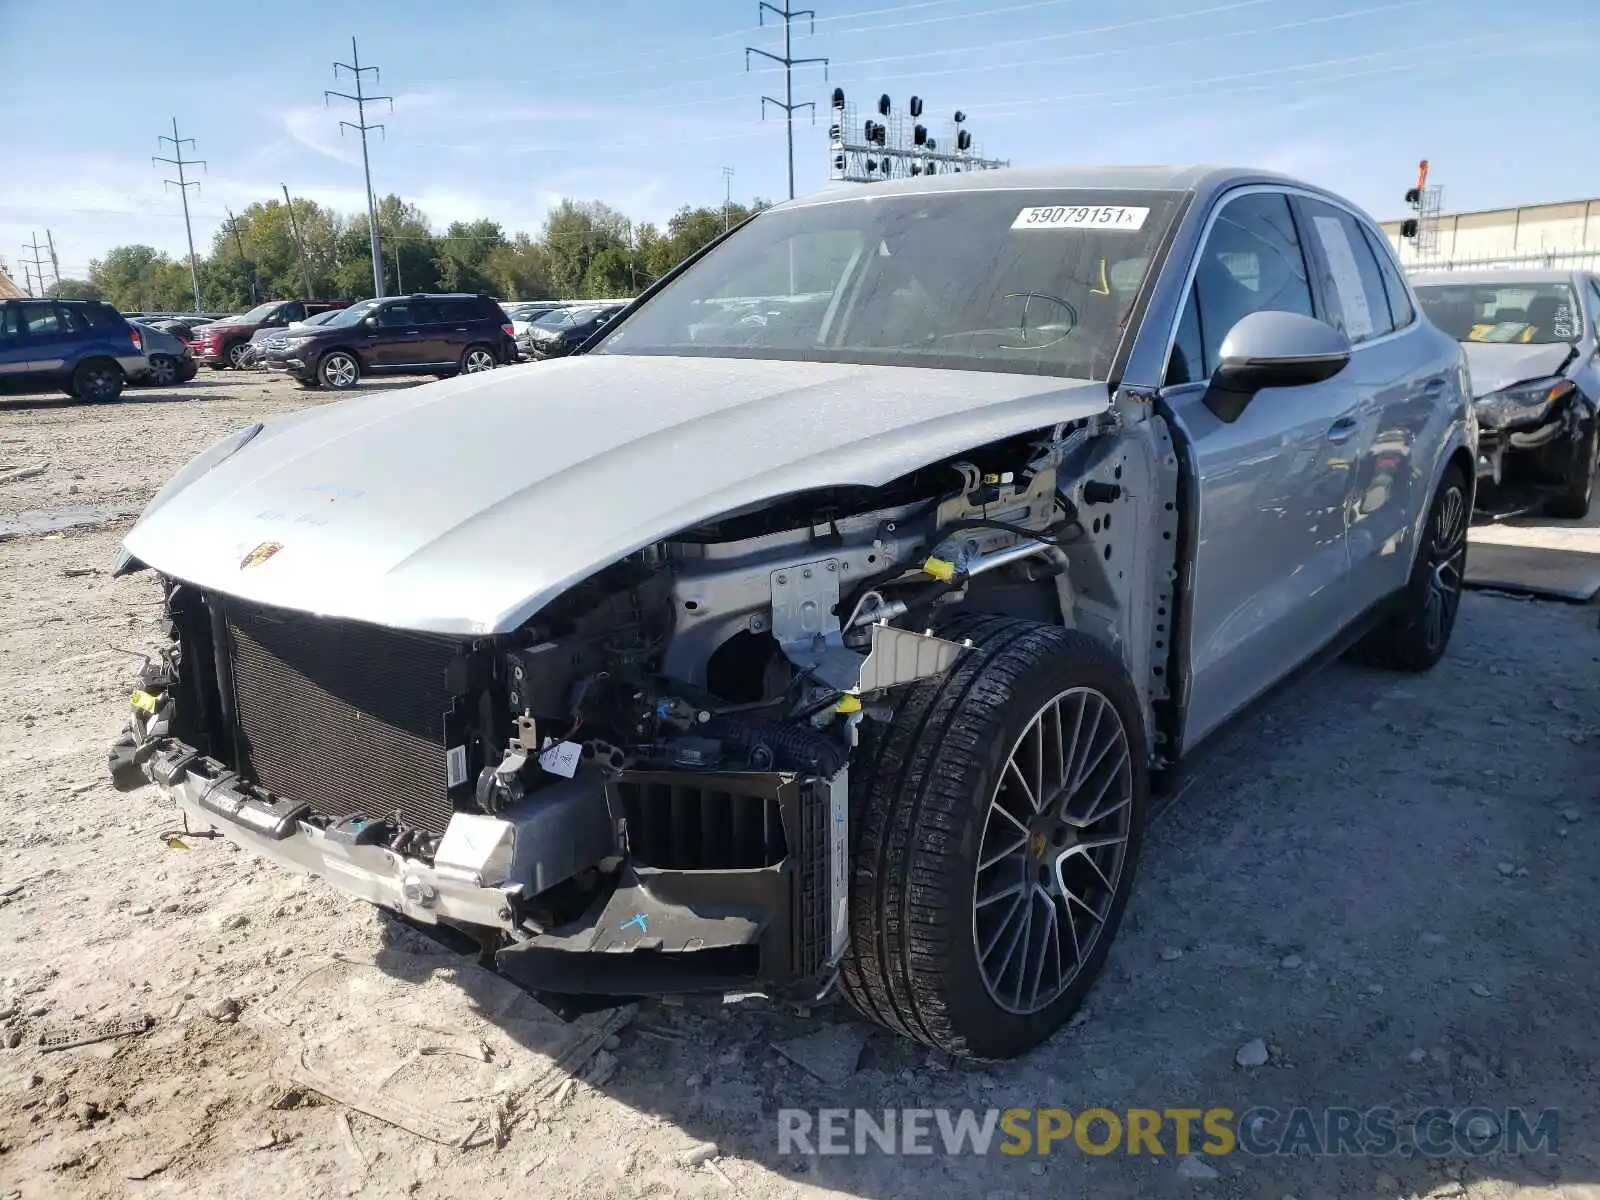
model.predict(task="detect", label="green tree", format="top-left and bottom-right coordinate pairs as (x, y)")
top-left (46, 279), bottom-right (102, 301)
top-left (434, 218), bottom-right (504, 294)
top-left (542, 200), bottom-right (632, 298)
top-left (88, 245), bottom-right (196, 312)
top-left (483, 232), bottom-right (554, 300)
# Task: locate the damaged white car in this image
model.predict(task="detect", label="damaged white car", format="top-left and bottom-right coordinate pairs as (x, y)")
top-left (109, 166), bottom-right (1475, 1059)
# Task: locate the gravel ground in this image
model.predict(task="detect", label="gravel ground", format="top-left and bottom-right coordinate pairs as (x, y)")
top-left (1, 371), bottom-right (1598, 1200)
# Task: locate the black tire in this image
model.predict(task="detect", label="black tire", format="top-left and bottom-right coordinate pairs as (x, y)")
top-left (460, 343), bottom-right (498, 375)
top-left (840, 613), bottom-right (1147, 1060)
top-left (144, 354), bottom-right (179, 387)
top-left (176, 359), bottom-right (198, 384)
top-left (69, 358), bottom-right (124, 403)
top-left (317, 351), bottom-right (361, 390)
top-left (1545, 419), bottom-right (1597, 519)
top-left (1346, 463), bottom-right (1469, 672)
top-left (224, 341), bottom-right (250, 369)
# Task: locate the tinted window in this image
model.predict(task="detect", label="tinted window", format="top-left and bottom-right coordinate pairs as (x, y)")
top-left (1166, 191), bottom-right (1315, 384)
top-left (1360, 224), bottom-right (1414, 331)
top-left (377, 303), bottom-right (417, 327)
top-left (1588, 280), bottom-right (1600, 334)
top-left (1413, 281), bottom-right (1582, 344)
top-left (595, 188), bottom-right (1186, 380)
top-left (79, 304), bottom-right (123, 331)
top-left (18, 302), bottom-right (66, 336)
top-left (433, 297), bottom-right (483, 322)
top-left (0, 305), bottom-right (19, 341)
top-left (1299, 198), bottom-right (1393, 342)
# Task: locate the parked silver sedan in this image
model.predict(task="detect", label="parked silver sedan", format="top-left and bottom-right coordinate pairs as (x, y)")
top-left (110, 165), bottom-right (1472, 1060)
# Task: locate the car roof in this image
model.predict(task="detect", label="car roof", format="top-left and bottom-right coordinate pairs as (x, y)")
top-left (1409, 268), bottom-right (1591, 286)
top-left (778, 164), bottom-right (1328, 212)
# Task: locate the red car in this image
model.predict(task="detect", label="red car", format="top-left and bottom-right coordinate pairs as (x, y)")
top-left (188, 299), bottom-right (353, 369)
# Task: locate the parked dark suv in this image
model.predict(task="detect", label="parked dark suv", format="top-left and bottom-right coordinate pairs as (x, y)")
top-left (258, 293), bottom-right (515, 389)
top-left (0, 299), bottom-right (147, 402)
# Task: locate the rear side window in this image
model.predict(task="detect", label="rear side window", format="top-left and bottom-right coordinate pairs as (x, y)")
top-left (76, 303), bottom-right (125, 332)
top-left (1299, 198), bottom-right (1394, 343)
top-left (0, 305), bottom-right (19, 341)
top-left (18, 302), bottom-right (66, 335)
top-left (1360, 225), bottom-right (1415, 331)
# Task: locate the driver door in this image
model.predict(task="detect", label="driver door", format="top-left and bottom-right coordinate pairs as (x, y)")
top-left (1158, 189), bottom-right (1363, 751)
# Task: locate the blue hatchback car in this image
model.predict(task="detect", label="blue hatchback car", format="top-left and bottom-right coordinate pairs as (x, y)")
top-left (0, 298), bottom-right (148, 402)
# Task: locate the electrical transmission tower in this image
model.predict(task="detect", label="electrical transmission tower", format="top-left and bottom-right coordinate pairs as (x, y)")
top-left (153, 119), bottom-right (207, 313)
top-left (721, 166), bottom-right (735, 231)
top-left (746, 1), bottom-right (828, 201)
top-left (21, 234), bottom-right (50, 297)
top-left (326, 37), bottom-right (393, 300)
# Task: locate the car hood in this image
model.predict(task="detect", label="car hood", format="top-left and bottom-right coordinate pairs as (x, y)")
top-left (1461, 342), bottom-right (1575, 398)
top-left (121, 354), bottom-right (1111, 635)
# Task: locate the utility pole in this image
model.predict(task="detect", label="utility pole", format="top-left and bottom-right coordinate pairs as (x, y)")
top-left (21, 234), bottom-right (50, 296)
top-left (326, 37), bottom-right (392, 300)
top-left (281, 184), bottom-right (316, 300)
top-left (226, 208), bottom-right (258, 304)
top-left (20, 262), bottom-right (36, 297)
top-left (44, 230), bottom-right (62, 291)
top-left (153, 119), bottom-right (206, 313)
top-left (721, 166), bottom-right (735, 231)
top-left (747, 1), bottom-right (828, 201)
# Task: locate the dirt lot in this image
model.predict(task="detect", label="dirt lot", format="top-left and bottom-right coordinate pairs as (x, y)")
top-left (1, 371), bottom-right (1598, 1200)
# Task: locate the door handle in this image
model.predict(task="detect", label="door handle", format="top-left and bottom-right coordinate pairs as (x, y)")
top-left (455, 327), bottom-right (468, 332)
top-left (1420, 376), bottom-right (1447, 394)
top-left (1327, 416), bottom-right (1360, 443)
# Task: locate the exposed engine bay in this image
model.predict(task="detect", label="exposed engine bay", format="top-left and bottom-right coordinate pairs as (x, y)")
top-left (111, 411), bottom-right (1162, 997)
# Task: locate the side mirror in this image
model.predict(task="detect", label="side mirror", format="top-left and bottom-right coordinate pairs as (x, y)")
top-left (1207, 310), bottom-right (1352, 422)
top-left (363, 316), bottom-right (379, 330)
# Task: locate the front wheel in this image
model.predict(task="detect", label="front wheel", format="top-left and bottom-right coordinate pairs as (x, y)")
top-left (840, 614), bottom-right (1147, 1060)
top-left (1545, 420), bottom-right (1597, 519)
top-left (461, 344), bottom-right (497, 374)
top-left (70, 359), bottom-right (125, 403)
top-left (317, 351), bottom-right (361, 390)
top-left (225, 341), bottom-right (251, 370)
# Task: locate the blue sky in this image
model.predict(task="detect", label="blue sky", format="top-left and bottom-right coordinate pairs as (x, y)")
top-left (1, 0), bottom-right (1594, 282)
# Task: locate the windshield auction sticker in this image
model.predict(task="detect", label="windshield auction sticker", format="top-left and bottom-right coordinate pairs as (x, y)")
top-left (1012, 205), bottom-right (1150, 230)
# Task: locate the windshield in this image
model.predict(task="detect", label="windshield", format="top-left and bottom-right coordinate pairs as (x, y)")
top-left (593, 189), bottom-right (1183, 378)
top-left (1415, 281), bottom-right (1582, 345)
top-left (236, 301), bottom-right (283, 324)
top-left (318, 299), bottom-right (383, 328)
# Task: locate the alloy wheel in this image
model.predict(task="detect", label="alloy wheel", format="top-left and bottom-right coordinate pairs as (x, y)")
top-left (322, 354), bottom-right (358, 389)
top-left (1423, 483), bottom-right (1467, 654)
top-left (80, 364), bottom-right (120, 401)
top-left (972, 686), bottom-right (1135, 1015)
top-left (147, 355), bottom-right (177, 386)
top-left (227, 343), bottom-right (249, 368)
top-left (463, 348), bottom-right (496, 373)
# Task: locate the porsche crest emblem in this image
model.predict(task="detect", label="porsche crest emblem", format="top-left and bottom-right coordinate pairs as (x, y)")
top-left (239, 541), bottom-right (284, 570)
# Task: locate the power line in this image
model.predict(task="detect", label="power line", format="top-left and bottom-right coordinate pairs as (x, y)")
top-left (326, 36), bottom-right (392, 299)
top-left (747, 1), bottom-right (830, 201)
top-left (21, 233), bottom-right (50, 297)
top-left (153, 119), bottom-right (207, 313)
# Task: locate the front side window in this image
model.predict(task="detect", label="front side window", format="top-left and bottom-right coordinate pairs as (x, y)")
top-left (1413, 280), bottom-right (1582, 344)
top-left (1587, 280), bottom-right (1600, 336)
top-left (1299, 198), bottom-right (1393, 343)
top-left (1165, 191), bottom-right (1315, 385)
top-left (377, 303), bottom-right (415, 328)
top-left (594, 188), bottom-right (1186, 380)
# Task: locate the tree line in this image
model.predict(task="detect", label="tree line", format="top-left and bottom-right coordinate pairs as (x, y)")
top-left (46, 194), bottom-right (769, 314)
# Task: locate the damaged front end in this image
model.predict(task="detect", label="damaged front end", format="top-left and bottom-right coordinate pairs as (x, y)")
top-left (111, 418), bottom-right (1108, 999)
top-left (1473, 376), bottom-right (1585, 488)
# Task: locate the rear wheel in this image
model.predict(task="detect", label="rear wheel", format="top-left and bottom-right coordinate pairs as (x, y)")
top-left (840, 614), bottom-right (1146, 1060)
top-left (317, 351), bottom-right (360, 390)
top-left (144, 354), bottom-right (178, 387)
top-left (1347, 464), bottom-right (1468, 672)
top-left (1545, 420), bottom-right (1597, 519)
top-left (461, 344), bottom-right (497, 374)
top-left (70, 359), bottom-right (124, 403)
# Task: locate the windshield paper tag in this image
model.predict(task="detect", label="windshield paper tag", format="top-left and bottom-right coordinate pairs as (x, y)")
top-left (1012, 205), bottom-right (1149, 231)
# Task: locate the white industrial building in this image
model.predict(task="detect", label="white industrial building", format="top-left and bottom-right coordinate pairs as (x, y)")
top-left (1379, 197), bottom-right (1600, 272)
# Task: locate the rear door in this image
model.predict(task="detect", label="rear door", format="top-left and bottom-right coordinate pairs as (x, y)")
top-left (1294, 195), bottom-right (1450, 613)
top-left (369, 300), bottom-right (446, 370)
top-left (16, 301), bottom-right (77, 376)
top-left (1159, 188), bottom-right (1362, 750)
top-left (430, 297), bottom-right (479, 364)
